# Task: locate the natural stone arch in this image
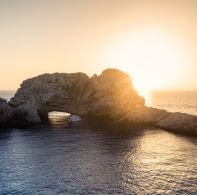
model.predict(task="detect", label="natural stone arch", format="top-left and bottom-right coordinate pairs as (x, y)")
top-left (1, 68), bottom-right (196, 135)
top-left (7, 69), bottom-right (144, 124)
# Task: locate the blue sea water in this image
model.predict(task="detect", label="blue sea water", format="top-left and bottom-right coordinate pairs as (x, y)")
top-left (0, 91), bottom-right (197, 194)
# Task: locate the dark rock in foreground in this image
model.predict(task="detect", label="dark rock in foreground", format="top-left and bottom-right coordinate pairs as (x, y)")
top-left (0, 69), bottom-right (197, 135)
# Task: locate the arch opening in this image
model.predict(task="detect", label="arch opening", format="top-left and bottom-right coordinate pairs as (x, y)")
top-left (47, 111), bottom-right (81, 127)
top-left (48, 111), bottom-right (71, 127)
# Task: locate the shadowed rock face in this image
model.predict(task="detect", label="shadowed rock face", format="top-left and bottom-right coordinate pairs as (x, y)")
top-left (0, 68), bottom-right (197, 135)
top-left (0, 98), bottom-right (13, 124)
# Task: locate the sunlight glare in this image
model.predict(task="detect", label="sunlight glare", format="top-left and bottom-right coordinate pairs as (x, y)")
top-left (102, 30), bottom-right (186, 95)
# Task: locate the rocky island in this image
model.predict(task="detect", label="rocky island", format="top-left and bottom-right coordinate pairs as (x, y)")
top-left (0, 69), bottom-right (197, 135)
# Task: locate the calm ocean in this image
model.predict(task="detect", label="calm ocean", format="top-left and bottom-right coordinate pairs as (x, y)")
top-left (0, 90), bottom-right (197, 194)
top-left (147, 91), bottom-right (197, 115)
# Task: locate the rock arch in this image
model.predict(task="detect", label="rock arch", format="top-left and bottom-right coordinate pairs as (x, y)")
top-left (6, 69), bottom-right (144, 124)
top-left (0, 68), bottom-right (197, 135)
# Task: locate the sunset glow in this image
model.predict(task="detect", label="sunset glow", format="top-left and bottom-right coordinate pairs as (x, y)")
top-left (0, 0), bottom-right (197, 91)
top-left (0, 1), bottom-right (197, 194)
top-left (102, 30), bottom-right (186, 93)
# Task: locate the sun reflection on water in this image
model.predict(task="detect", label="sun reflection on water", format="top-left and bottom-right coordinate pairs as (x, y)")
top-left (121, 130), bottom-right (197, 194)
top-left (48, 111), bottom-right (70, 127)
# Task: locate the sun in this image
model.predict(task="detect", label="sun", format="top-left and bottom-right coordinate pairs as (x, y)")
top-left (101, 30), bottom-right (186, 96)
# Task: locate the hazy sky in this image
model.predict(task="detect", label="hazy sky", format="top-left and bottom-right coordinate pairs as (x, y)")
top-left (0, 0), bottom-right (197, 91)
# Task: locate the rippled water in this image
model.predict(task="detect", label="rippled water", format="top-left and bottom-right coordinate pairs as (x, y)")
top-left (0, 117), bottom-right (197, 194)
top-left (0, 91), bottom-right (197, 194)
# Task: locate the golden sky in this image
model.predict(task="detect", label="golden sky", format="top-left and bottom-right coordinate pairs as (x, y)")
top-left (0, 0), bottom-right (197, 91)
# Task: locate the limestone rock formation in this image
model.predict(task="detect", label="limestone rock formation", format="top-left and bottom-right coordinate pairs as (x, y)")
top-left (156, 112), bottom-right (197, 134)
top-left (2, 69), bottom-right (144, 125)
top-left (122, 106), bottom-right (197, 134)
top-left (0, 68), bottom-right (197, 135)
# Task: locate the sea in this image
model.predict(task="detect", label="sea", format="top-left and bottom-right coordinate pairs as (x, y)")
top-left (0, 90), bottom-right (197, 194)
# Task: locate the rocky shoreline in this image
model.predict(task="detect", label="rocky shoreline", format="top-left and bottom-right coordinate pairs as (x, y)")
top-left (0, 69), bottom-right (197, 135)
